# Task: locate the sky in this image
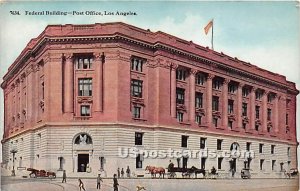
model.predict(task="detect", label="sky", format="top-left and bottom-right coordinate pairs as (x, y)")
top-left (0, 1), bottom-right (299, 159)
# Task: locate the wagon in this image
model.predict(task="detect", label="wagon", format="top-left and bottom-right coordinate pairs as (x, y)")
top-left (241, 168), bottom-right (251, 179)
top-left (27, 168), bottom-right (56, 179)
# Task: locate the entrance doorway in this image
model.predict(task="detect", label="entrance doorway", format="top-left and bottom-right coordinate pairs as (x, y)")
top-left (78, 154), bottom-right (89, 172)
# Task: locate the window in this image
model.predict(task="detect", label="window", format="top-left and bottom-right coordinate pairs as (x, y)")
top-left (58, 157), bottom-right (64, 170)
top-left (201, 157), bottom-right (206, 169)
top-left (80, 105), bottom-right (90, 116)
top-left (135, 132), bottom-right (143, 145)
top-left (200, 137), bottom-right (206, 149)
top-left (213, 118), bottom-right (218, 127)
top-left (259, 144), bottom-right (264, 154)
top-left (176, 68), bottom-right (186, 81)
top-left (136, 154), bottom-right (143, 168)
top-left (242, 103), bottom-right (247, 116)
top-left (255, 125), bottom-right (259, 131)
top-left (41, 82), bottom-right (44, 100)
top-left (75, 56), bottom-right (93, 69)
top-left (176, 111), bottom-right (183, 122)
top-left (212, 79), bottom-right (222, 90)
top-left (131, 57), bottom-right (144, 72)
top-left (242, 87), bottom-right (249, 97)
top-left (228, 121), bottom-right (233, 129)
top-left (196, 73), bottom-right (206, 85)
top-left (267, 94), bottom-right (274, 103)
top-left (287, 147), bottom-right (290, 157)
top-left (131, 79), bottom-right (143, 98)
top-left (217, 139), bottom-right (222, 150)
top-left (195, 92), bottom-right (203, 108)
top-left (271, 145), bottom-right (275, 154)
top-left (260, 159), bottom-right (264, 170)
top-left (280, 163), bottom-right (284, 171)
top-left (133, 106), bottom-right (141, 118)
top-left (256, 90), bottom-right (263, 100)
top-left (212, 96), bottom-right (219, 111)
top-left (100, 157), bottom-right (105, 170)
top-left (267, 109), bottom-right (272, 121)
top-left (218, 157), bottom-right (223, 170)
top-left (228, 100), bottom-right (234, 114)
top-left (195, 115), bottom-right (202, 124)
top-left (255, 106), bottom-right (260, 119)
top-left (272, 160), bottom-right (276, 171)
top-left (242, 123), bottom-right (246, 129)
top-left (181, 135), bottom-right (188, 148)
top-left (176, 88), bottom-right (185, 104)
top-left (78, 78), bottom-right (92, 96)
top-left (246, 142), bottom-right (251, 151)
top-left (228, 84), bottom-right (236, 93)
top-left (286, 114), bottom-right (288, 125)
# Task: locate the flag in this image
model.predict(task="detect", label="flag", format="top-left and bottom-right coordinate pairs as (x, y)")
top-left (204, 19), bottom-right (213, 35)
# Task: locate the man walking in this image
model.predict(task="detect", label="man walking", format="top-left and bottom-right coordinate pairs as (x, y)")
top-left (62, 170), bottom-right (67, 183)
top-left (121, 168), bottom-right (124, 178)
top-left (126, 166), bottom-right (131, 178)
top-left (113, 174), bottom-right (119, 191)
top-left (117, 167), bottom-right (120, 178)
top-left (96, 174), bottom-right (103, 189)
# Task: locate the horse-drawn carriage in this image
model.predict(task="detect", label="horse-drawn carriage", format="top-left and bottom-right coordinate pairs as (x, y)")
top-left (167, 166), bottom-right (206, 178)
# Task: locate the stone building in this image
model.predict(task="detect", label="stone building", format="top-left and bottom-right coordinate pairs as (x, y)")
top-left (1, 22), bottom-right (298, 178)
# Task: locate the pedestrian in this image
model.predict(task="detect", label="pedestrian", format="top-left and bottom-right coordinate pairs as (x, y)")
top-left (62, 170), bottom-right (67, 183)
top-left (78, 178), bottom-right (86, 191)
top-left (96, 174), bottom-right (103, 189)
top-left (117, 167), bottom-right (120, 178)
top-left (121, 168), bottom-right (124, 178)
top-left (113, 174), bottom-right (119, 191)
top-left (126, 166), bottom-right (131, 178)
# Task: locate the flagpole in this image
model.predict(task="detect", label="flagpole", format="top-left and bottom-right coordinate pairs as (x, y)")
top-left (211, 19), bottom-right (214, 50)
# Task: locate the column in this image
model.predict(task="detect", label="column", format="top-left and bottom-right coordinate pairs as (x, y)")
top-left (274, 94), bottom-right (279, 133)
top-left (20, 77), bottom-right (24, 125)
top-left (249, 87), bottom-right (256, 131)
top-left (236, 83), bottom-right (243, 130)
top-left (64, 54), bottom-right (74, 113)
top-left (170, 64), bottom-right (178, 118)
top-left (222, 79), bottom-right (230, 129)
top-left (206, 74), bottom-right (214, 128)
top-left (94, 53), bottom-right (103, 112)
top-left (189, 69), bottom-right (197, 122)
top-left (262, 91), bottom-right (268, 133)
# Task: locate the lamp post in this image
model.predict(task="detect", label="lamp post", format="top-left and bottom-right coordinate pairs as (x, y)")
top-left (10, 148), bottom-right (18, 176)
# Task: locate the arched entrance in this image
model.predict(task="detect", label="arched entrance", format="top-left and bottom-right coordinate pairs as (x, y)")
top-left (229, 142), bottom-right (240, 175)
top-left (72, 133), bottom-right (93, 172)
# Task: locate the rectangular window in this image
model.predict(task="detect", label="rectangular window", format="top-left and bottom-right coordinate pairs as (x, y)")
top-left (242, 87), bottom-right (249, 97)
top-left (228, 84), bottom-right (236, 93)
top-left (131, 79), bottom-right (143, 98)
top-left (271, 145), bottom-right (275, 154)
top-left (133, 106), bottom-right (141, 118)
top-left (136, 154), bottom-right (143, 168)
top-left (212, 96), bottom-right (219, 111)
top-left (75, 56), bottom-right (93, 69)
top-left (176, 88), bottom-right (185, 104)
top-left (267, 109), bottom-right (272, 121)
top-left (131, 57), bottom-right (144, 72)
top-left (286, 114), bottom-right (288, 125)
top-left (242, 103), bottom-right (247, 116)
top-left (287, 147), bottom-right (290, 157)
top-left (217, 139), bottom-right (222, 150)
top-left (78, 78), bottom-right (92, 96)
top-left (255, 106), bottom-right (260, 119)
top-left (181, 135), bottom-right (188, 148)
top-left (176, 111), bottom-right (183, 122)
top-left (255, 125), bottom-right (259, 131)
top-left (272, 160), bottom-right (276, 171)
top-left (260, 159), bottom-right (264, 170)
top-left (200, 137), bottom-right (206, 149)
top-left (135, 132), bottom-right (143, 145)
top-left (268, 94), bottom-right (274, 103)
top-left (195, 92), bottom-right (203, 108)
top-left (228, 100), bottom-right (234, 114)
top-left (195, 115), bottom-right (202, 124)
top-left (176, 69), bottom-right (186, 81)
top-left (246, 142), bottom-right (251, 151)
top-left (201, 157), bottom-right (206, 169)
top-left (196, 73), bottom-right (206, 85)
top-left (41, 82), bottom-right (44, 100)
top-left (213, 118), bottom-right (218, 127)
top-left (259, 143), bottom-right (264, 154)
top-left (80, 105), bottom-right (90, 116)
top-left (212, 79), bottom-right (221, 90)
top-left (242, 123), bottom-right (246, 129)
top-left (256, 90), bottom-right (263, 100)
top-left (228, 121), bottom-right (233, 129)
top-left (218, 157), bottom-right (223, 170)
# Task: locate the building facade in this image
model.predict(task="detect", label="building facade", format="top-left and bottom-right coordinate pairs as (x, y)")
top-left (1, 22), bottom-right (298, 178)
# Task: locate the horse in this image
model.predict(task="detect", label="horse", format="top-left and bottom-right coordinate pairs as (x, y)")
top-left (145, 166), bottom-right (165, 178)
top-left (190, 166), bottom-right (206, 178)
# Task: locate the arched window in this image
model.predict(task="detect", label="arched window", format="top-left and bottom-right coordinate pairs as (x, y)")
top-left (230, 142), bottom-right (240, 151)
top-left (74, 133), bottom-right (92, 145)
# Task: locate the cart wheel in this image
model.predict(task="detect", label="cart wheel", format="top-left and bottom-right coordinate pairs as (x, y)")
top-left (30, 173), bottom-right (36, 178)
